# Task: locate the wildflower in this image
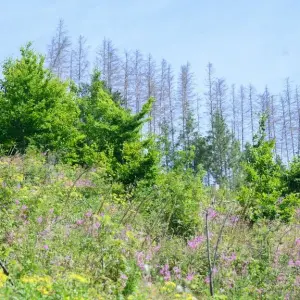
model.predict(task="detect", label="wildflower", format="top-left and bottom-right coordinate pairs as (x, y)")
top-left (186, 272), bottom-right (195, 281)
top-left (173, 266), bottom-right (181, 279)
top-left (37, 216), bottom-right (43, 224)
top-left (204, 276), bottom-right (210, 284)
top-left (295, 260), bottom-right (300, 266)
top-left (187, 236), bottom-right (205, 250)
top-left (136, 251), bottom-right (145, 270)
top-left (296, 238), bottom-right (300, 247)
top-left (288, 259), bottom-right (295, 267)
top-left (37, 286), bottom-right (51, 295)
top-left (43, 245), bottom-right (49, 250)
top-left (15, 199), bottom-right (20, 205)
top-left (0, 270), bottom-right (8, 288)
top-left (76, 219), bottom-right (84, 225)
top-left (120, 273), bottom-right (128, 281)
top-left (21, 205), bottom-right (28, 211)
top-left (21, 275), bottom-right (52, 284)
top-left (85, 210), bottom-right (92, 218)
top-left (207, 208), bottom-right (218, 219)
top-left (160, 264), bottom-right (171, 281)
top-left (93, 222), bottom-right (100, 229)
top-left (165, 281), bottom-right (176, 289)
top-left (230, 215), bottom-right (239, 224)
top-left (68, 273), bottom-right (89, 283)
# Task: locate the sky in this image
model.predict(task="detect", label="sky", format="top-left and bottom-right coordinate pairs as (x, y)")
top-left (1, 0), bottom-right (300, 93)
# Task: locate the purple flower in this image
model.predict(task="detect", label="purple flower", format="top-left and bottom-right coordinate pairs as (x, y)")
top-left (187, 236), bottom-right (205, 250)
top-left (230, 215), bottom-right (239, 224)
top-left (15, 199), bottom-right (20, 205)
top-left (21, 205), bottom-right (28, 211)
top-left (93, 222), bottom-right (100, 229)
top-left (207, 208), bottom-right (218, 219)
top-left (160, 264), bottom-right (171, 281)
top-left (288, 259), bottom-right (295, 267)
top-left (204, 276), bottom-right (210, 284)
top-left (295, 260), bottom-right (300, 267)
top-left (76, 219), bottom-right (84, 225)
top-left (37, 216), bottom-right (43, 224)
top-left (43, 245), bottom-right (49, 250)
top-left (85, 210), bottom-right (92, 218)
top-left (296, 238), bottom-right (300, 247)
top-left (173, 266), bottom-right (181, 279)
top-left (120, 273), bottom-right (128, 281)
top-left (186, 272), bottom-right (195, 281)
top-left (136, 251), bottom-right (145, 270)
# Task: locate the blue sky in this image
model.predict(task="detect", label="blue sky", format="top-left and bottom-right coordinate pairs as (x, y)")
top-left (1, 0), bottom-right (300, 92)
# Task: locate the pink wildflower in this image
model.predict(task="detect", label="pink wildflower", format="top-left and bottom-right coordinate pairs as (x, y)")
top-left (85, 210), bottom-right (92, 218)
top-left (288, 259), bottom-right (295, 267)
top-left (37, 216), bottom-right (43, 224)
top-left (295, 238), bottom-right (300, 247)
top-left (93, 222), bottom-right (100, 229)
top-left (186, 272), bottom-right (195, 281)
top-left (204, 276), bottom-right (210, 284)
top-left (187, 235), bottom-right (205, 250)
top-left (207, 208), bottom-right (218, 219)
top-left (76, 219), bottom-right (84, 225)
top-left (43, 245), bottom-right (49, 250)
top-left (15, 199), bottom-right (20, 205)
top-left (160, 264), bottom-right (171, 281)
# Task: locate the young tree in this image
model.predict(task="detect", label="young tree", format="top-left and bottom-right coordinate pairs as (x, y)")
top-left (0, 44), bottom-right (81, 160)
top-left (79, 71), bottom-right (158, 184)
top-left (206, 111), bottom-right (240, 185)
top-left (238, 116), bottom-right (288, 222)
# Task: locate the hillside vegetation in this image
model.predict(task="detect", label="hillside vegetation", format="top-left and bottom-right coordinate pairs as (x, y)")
top-left (0, 45), bottom-right (299, 299)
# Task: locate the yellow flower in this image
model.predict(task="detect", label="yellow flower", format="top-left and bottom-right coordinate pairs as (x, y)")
top-left (37, 286), bottom-right (51, 295)
top-left (175, 294), bottom-right (182, 299)
top-left (21, 275), bottom-right (52, 284)
top-left (68, 273), bottom-right (89, 283)
top-left (165, 281), bottom-right (176, 288)
top-left (0, 270), bottom-right (8, 288)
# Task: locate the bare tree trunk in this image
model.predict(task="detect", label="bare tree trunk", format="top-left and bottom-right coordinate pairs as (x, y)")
top-left (295, 87), bottom-right (300, 155)
top-left (47, 19), bottom-right (71, 79)
top-left (285, 78), bottom-right (295, 156)
top-left (281, 96), bottom-right (290, 162)
top-left (248, 84), bottom-right (255, 143)
top-left (239, 85), bottom-right (245, 149)
top-left (96, 38), bottom-right (120, 91)
top-left (167, 64), bottom-right (175, 153)
top-left (72, 35), bottom-right (89, 85)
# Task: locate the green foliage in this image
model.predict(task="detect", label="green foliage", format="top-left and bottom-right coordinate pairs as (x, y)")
top-left (238, 116), bottom-right (299, 222)
top-left (284, 156), bottom-right (300, 195)
top-left (78, 71), bottom-right (159, 184)
top-left (206, 111), bottom-right (241, 185)
top-left (0, 43), bottom-right (82, 161)
top-left (135, 169), bottom-right (206, 237)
